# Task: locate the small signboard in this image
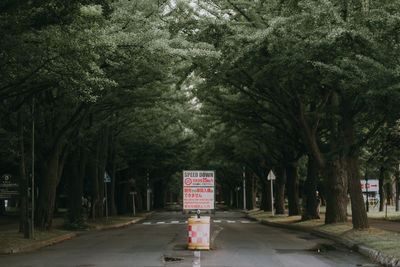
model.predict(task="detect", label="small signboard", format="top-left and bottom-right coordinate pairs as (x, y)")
top-left (360, 179), bottom-right (379, 192)
top-left (0, 174), bottom-right (19, 199)
top-left (267, 170), bottom-right (276, 181)
top-left (104, 171), bottom-right (111, 183)
top-left (183, 170), bottom-right (215, 210)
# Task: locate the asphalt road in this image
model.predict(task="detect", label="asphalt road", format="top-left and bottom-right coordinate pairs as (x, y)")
top-left (0, 211), bottom-right (379, 267)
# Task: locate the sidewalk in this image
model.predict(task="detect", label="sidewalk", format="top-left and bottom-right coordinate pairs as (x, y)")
top-left (0, 212), bottom-right (152, 255)
top-left (246, 210), bottom-right (400, 267)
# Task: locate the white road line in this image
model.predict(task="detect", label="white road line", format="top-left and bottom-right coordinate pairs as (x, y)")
top-left (171, 221), bottom-right (179, 224)
top-left (241, 221), bottom-right (251, 223)
top-left (227, 220), bottom-right (235, 223)
top-left (156, 221), bottom-right (165, 224)
top-left (142, 222), bottom-right (151, 225)
top-left (213, 220), bottom-right (222, 223)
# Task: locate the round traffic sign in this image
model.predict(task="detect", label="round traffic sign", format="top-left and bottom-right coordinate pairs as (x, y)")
top-left (184, 178), bottom-right (192, 186)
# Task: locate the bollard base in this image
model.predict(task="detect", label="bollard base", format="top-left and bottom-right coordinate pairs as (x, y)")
top-left (188, 216), bottom-right (210, 251)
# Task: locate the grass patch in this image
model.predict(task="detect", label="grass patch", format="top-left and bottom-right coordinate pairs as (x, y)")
top-left (0, 229), bottom-right (71, 251)
top-left (247, 209), bottom-right (400, 260)
top-left (345, 229), bottom-right (400, 259)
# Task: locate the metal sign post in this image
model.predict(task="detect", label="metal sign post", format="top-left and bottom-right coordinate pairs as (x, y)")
top-left (268, 170), bottom-right (276, 216)
top-left (129, 192), bottom-right (137, 216)
top-left (104, 171), bottom-right (111, 219)
top-left (243, 167), bottom-right (246, 210)
top-left (146, 171), bottom-right (150, 212)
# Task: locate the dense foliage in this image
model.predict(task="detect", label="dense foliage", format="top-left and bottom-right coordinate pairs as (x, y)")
top-left (1, 0), bottom-right (400, 231)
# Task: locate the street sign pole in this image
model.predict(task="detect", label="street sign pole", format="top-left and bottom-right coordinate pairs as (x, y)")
top-left (104, 171), bottom-right (111, 220)
top-left (271, 179), bottom-right (274, 216)
top-left (243, 166), bottom-right (246, 210)
top-left (105, 181), bottom-right (108, 219)
top-left (31, 98), bottom-right (35, 239)
top-left (268, 170), bottom-right (276, 216)
top-left (133, 193), bottom-right (136, 216)
top-left (146, 170), bottom-right (150, 212)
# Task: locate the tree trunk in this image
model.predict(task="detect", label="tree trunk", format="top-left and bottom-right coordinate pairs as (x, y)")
top-left (97, 126), bottom-right (109, 218)
top-left (36, 151), bottom-right (60, 230)
top-left (302, 155), bottom-right (320, 220)
top-left (18, 111), bottom-right (28, 234)
top-left (396, 171), bottom-right (399, 212)
top-left (67, 147), bottom-right (86, 227)
top-left (324, 155), bottom-right (348, 224)
top-left (379, 166), bottom-right (384, 212)
top-left (343, 112), bottom-right (369, 229)
top-left (0, 200), bottom-right (5, 215)
top-left (90, 141), bottom-right (100, 219)
top-left (346, 149), bottom-right (369, 229)
top-left (286, 164), bottom-right (301, 216)
top-left (275, 167), bottom-right (286, 214)
top-left (251, 173), bottom-right (256, 209)
top-left (260, 175), bottom-right (271, 211)
top-left (110, 155), bottom-right (117, 216)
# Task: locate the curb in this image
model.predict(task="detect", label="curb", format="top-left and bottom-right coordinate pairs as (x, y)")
top-left (93, 214), bottom-right (152, 230)
top-left (0, 233), bottom-right (76, 255)
top-left (249, 215), bottom-right (400, 267)
top-left (0, 212), bottom-right (153, 255)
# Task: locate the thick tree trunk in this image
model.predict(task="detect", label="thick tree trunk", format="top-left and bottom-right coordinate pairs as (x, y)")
top-left (67, 147), bottom-right (86, 227)
top-left (18, 111), bottom-right (28, 234)
top-left (154, 181), bottom-right (165, 209)
top-left (36, 151), bottom-right (60, 230)
top-left (286, 164), bottom-right (301, 216)
top-left (90, 141), bottom-right (100, 219)
top-left (324, 155), bottom-right (348, 224)
top-left (343, 112), bottom-right (369, 229)
top-left (275, 167), bottom-right (286, 214)
top-left (346, 150), bottom-right (369, 229)
top-left (260, 176), bottom-right (271, 211)
top-left (302, 155), bottom-right (320, 220)
top-left (379, 167), bottom-right (385, 212)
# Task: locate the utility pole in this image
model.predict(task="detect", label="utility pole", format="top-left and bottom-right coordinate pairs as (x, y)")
top-left (31, 98), bottom-right (35, 239)
top-left (243, 166), bottom-right (246, 210)
top-left (147, 170), bottom-right (150, 212)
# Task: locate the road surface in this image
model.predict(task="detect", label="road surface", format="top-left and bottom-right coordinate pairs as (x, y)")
top-left (0, 211), bottom-right (378, 267)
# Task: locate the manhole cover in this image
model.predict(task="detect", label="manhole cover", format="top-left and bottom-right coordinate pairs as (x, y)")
top-left (164, 256), bottom-right (183, 262)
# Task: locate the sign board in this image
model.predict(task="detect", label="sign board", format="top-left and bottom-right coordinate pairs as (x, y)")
top-left (267, 170), bottom-right (276, 181)
top-left (360, 179), bottom-right (379, 192)
top-left (183, 187), bottom-right (214, 210)
top-left (0, 174), bottom-right (19, 199)
top-left (104, 171), bottom-right (111, 183)
top-left (183, 171), bottom-right (215, 187)
top-left (183, 170), bottom-right (215, 210)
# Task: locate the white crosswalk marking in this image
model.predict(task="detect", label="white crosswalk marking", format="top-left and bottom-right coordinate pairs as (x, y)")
top-left (141, 219), bottom-right (254, 225)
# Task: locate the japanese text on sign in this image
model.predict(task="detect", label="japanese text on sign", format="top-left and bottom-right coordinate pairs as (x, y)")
top-left (183, 187), bottom-right (214, 210)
